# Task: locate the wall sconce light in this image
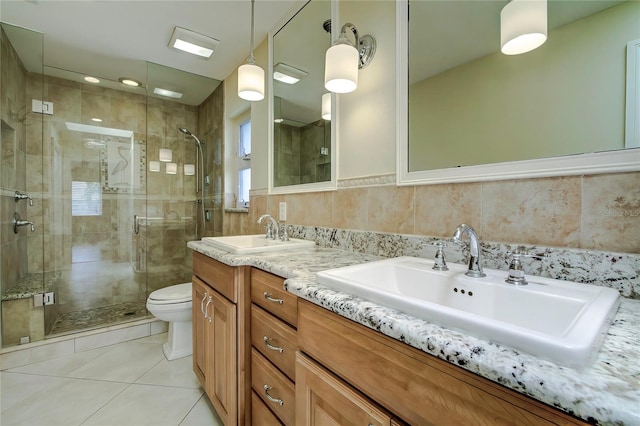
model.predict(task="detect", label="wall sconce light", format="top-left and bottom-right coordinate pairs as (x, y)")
top-left (149, 161), bottom-right (160, 172)
top-left (501, 0), bottom-right (547, 55)
top-left (324, 23), bottom-right (376, 94)
top-left (321, 93), bottom-right (331, 120)
top-left (184, 164), bottom-right (196, 176)
top-left (166, 162), bottom-right (177, 175)
top-left (159, 149), bottom-right (172, 162)
top-left (238, 0), bottom-right (265, 101)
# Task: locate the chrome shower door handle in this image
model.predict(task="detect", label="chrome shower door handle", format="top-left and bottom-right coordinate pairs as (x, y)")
top-left (133, 214), bottom-right (140, 234)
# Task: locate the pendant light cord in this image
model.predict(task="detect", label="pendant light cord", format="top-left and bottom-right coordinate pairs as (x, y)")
top-left (248, 0), bottom-right (256, 64)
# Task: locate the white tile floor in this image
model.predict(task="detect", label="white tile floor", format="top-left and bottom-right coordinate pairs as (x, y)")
top-left (0, 333), bottom-right (223, 426)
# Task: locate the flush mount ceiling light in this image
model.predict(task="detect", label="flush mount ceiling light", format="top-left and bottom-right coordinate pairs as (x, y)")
top-left (153, 87), bottom-right (183, 99)
top-left (324, 22), bottom-right (376, 94)
top-left (273, 62), bottom-right (308, 85)
top-left (169, 26), bottom-right (220, 59)
top-left (118, 77), bottom-right (142, 87)
top-left (501, 0), bottom-right (547, 55)
top-left (238, 0), bottom-right (265, 101)
top-left (84, 76), bottom-right (100, 84)
top-left (91, 117), bottom-right (102, 123)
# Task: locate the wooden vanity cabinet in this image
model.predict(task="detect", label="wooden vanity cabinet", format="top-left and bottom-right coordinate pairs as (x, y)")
top-left (250, 268), bottom-right (299, 425)
top-left (297, 299), bottom-right (587, 426)
top-left (192, 252), bottom-right (251, 426)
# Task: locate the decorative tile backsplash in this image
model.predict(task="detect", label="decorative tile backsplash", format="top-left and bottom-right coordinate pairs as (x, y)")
top-left (288, 225), bottom-right (640, 299)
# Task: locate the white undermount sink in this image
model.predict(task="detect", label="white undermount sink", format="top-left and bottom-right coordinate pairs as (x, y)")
top-left (316, 256), bottom-right (620, 367)
top-left (201, 234), bottom-right (315, 254)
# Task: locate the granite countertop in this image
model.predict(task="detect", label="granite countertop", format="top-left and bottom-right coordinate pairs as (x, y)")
top-left (188, 241), bottom-right (640, 425)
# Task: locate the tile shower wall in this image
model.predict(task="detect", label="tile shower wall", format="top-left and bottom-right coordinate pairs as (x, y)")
top-left (273, 120), bottom-right (331, 187)
top-left (145, 95), bottom-right (199, 291)
top-left (197, 84), bottom-right (224, 238)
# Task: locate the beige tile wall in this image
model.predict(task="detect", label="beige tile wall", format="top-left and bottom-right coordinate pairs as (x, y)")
top-left (227, 172), bottom-right (640, 255)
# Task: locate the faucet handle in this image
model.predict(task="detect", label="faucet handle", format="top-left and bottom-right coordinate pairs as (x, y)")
top-left (429, 240), bottom-right (449, 271)
top-left (505, 247), bottom-right (549, 285)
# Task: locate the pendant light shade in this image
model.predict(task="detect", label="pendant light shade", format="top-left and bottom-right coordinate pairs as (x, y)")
top-left (238, 63), bottom-right (265, 101)
top-left (237, 0), bottom-right (264, 101)
top-left (324, 23), bottom-right (376, 94)
top-left (321, 93), bottom-right (332, 120)
top-left (501, 0), bottom-right (547, 55)
top-left (324, 43), bottom-right (359, 94)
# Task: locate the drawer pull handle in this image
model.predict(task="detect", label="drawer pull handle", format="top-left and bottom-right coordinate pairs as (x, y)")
top-left (263, 336), bottom-right (284, 353)
top-left (263, 292), bottom-right (284, 304)
top-left (263, 384), bottom-right (284, 406)
top-left (204, 296), bottom-right (213, 323)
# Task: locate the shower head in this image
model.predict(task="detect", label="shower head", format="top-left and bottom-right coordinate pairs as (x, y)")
top-left (178, 127), bottom-right (203, 146)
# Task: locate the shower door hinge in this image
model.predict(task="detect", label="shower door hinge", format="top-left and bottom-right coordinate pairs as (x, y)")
top-left (34, 292), bottom-right (55, 307)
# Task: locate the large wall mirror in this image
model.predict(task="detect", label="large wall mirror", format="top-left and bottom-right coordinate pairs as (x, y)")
top-left (397, 0), bottom-right (640, 185)
top-left (269, 0), bottom-right (336, 194)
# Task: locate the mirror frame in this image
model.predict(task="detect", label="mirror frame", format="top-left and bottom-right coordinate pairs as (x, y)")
top-left (396, 0), bottom-right (640, 186)
top-left (268, 0), bottom-right (337, 195)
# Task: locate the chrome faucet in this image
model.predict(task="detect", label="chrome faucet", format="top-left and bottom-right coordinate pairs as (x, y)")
top-left (452, 224), bottom-right (486, 278)
top-left (257, 214), bottom-right (279, 240)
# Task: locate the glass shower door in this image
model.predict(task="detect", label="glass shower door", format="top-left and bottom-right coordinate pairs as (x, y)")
top-left (0, 23), bottom-right (45, 348)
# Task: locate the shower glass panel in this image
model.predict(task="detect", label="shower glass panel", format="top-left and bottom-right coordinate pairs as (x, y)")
top-left (1, 23), bottom-right (45, 348)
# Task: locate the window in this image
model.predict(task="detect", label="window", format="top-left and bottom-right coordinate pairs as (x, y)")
top-left (72, 181), bottom-right (102, 216)
top-left (237, 119), bottom-right (251, 208)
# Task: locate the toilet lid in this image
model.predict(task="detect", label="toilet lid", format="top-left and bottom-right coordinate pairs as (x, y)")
top-left (148, 282), bottom-right (192, 304)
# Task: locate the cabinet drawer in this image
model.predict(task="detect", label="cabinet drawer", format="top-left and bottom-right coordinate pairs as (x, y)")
top-left (193, 251), bottom-right (237, 303)
top-left (251, 391), bottom-right (283, 426)
top-left (251, 348), bottom-right (295, 426)
top-left (251, 305), bottom-right (298, 381)
top-left (251, 268), bottom-right (297, 327)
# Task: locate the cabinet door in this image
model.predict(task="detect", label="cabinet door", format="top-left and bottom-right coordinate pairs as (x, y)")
top-left (296, 352), bottom-right (392, 426)
top-left (207, 289), bottom-right (238, 426)
top-left (192, 276), bottom-right (209, 386)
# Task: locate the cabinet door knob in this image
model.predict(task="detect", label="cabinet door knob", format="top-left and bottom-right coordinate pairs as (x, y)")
top-left (263, 384), bottom-right (284, 406)
top-left (263, 292), bottom-right (284, 304)
top-left (263, 336), bottom-right (284, 353)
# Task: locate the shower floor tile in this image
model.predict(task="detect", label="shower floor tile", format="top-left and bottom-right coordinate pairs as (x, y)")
top-left (50, 301), bottom-right (151, 336)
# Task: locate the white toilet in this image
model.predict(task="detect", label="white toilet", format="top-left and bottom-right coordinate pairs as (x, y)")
top-left (146, 282), bottom-right (193, 361)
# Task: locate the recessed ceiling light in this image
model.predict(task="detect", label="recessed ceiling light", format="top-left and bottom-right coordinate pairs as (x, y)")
top-left (91, 117), bottom-right (102, 122)
top-left (169, 26), bottom-right (219, 59)
top-left (118, 77), bottom-right (142, 87)
top-left (273, 62), bottom-right (308, 85)
top-left (153, 87), bottom-right (183, 99)
top-left (84, 76), bottom-right (100, 84)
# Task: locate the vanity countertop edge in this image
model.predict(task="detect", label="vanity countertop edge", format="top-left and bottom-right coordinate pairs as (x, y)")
top-left (187, 240), bottom-right (640, 425)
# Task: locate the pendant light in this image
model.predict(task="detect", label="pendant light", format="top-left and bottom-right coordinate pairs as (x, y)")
top-left (501, 0), bottom-right (547, 55)
top-left (238, 0), bottom-right (264, 101)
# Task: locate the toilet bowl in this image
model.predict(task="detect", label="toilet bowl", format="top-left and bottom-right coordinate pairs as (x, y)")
top-left (146, 282), bottom-right (193, 361)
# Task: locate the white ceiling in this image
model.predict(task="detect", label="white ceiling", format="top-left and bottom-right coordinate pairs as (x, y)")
top-left (0, 0), bottom-right (303, 105)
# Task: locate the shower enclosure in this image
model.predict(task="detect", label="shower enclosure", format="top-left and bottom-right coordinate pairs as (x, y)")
top-left (0, 23), bottom-right (223, 348)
